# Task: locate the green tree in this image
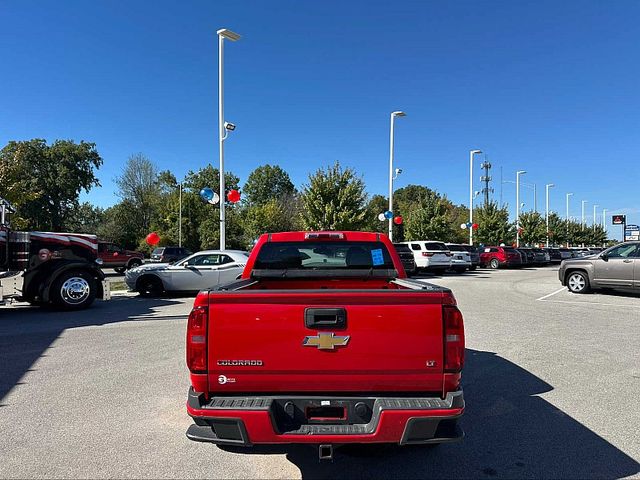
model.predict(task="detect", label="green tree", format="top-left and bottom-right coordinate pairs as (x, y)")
top-left (300, 162), bottom-right (367, 231)
top-left (0, 139), bottom-right (102, 230)
top-left (518, 211), bottom-right (546, 246)
top-left (404, 194), bottom-right (454, 241)
top-left (242, 196), bottom-right (302, 243)
top-left (364, 194), bottom-right (389, 234)
top-left (97, 200), bottom-right (141, 249)
top-left (547, 212), bottom-right (567, 246)
top-left (243, 164), bottom-right (295, 205)
top-left (474, 202), bottom-right (515, 246)
top-left (447, 203), bottom-right (470, 243)
top-left (65, 202), bottom-right (105, 234)
top-left (114, 153), bottom-right (160, 235)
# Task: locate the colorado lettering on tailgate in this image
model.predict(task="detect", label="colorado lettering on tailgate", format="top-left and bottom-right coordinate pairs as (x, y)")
top-left (185, 231), bottom-right (465, 460)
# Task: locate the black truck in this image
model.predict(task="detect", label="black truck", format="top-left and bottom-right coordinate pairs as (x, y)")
top-left (1, 198), bottom-right (109, 309)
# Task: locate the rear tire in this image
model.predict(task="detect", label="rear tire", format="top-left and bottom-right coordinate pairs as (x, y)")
top-left (434, 268), bottom-right (447, 275)
top-left (566, 271), bottom-right (590, 294)
top-left (136, 275), bottom-right (164, 297)
top-left (454, 267), bottom-right (466, 274)
top-left (127, 259), bottom-right (142, 270)
top-left (469, 265), bottom-right (477, 271)
top-left (489, 258), bottom-right (500, 269)
top-left (114, 267), bottom-right (126, 274)
top-left (50, 270), bottom-right (97, 310)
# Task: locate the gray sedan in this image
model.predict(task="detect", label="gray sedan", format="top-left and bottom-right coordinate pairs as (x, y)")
top-left (558, 241), bottom-right (640, 293)
top-left (125, 250), bottom-right (248, 296)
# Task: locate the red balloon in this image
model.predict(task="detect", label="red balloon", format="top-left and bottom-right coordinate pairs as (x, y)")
top-left (472, 223), bottom-right (479, 230)
top-left (145, 232), bottom-right (160, 246)
top-left (227, 189), bottom-right (241, 203)
top-left (393, 216), bottom-right (403, 225)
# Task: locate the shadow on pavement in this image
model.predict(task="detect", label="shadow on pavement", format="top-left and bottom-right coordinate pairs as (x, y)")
top-left (219, 349), bottom-right (639, 479)
top-left (0, 297), bottom-right (185, 403)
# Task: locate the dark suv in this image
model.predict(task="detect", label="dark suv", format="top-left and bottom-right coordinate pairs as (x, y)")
top-left (393, 243), bottom-right (417, 276)
top-left (150, 246), bottom-right (192, 263)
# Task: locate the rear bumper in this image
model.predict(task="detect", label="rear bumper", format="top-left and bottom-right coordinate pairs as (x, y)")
top-left (186, 388), bottom-right (464, 446)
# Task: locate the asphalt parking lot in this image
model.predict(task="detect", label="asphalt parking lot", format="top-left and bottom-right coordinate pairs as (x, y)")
top-left (0, 267), bottom-right (638, 479)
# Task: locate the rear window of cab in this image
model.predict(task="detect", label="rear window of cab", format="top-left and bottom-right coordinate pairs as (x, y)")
top-left (254, 241), bottom-right (395, 270)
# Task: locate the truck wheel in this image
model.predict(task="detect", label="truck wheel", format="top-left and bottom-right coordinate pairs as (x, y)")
top-left (51, 270), bottom-right (97, 310)
top-left (567, 271), bottom-right (590, 294)
top-left (489, 258), bottom-right (500, 269)
top-left (127, 259), bottom-right (142, 269)
top-left (137, 276), bottom-right (163, 297)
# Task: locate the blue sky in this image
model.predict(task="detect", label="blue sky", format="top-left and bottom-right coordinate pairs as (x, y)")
top-left (2, 0), bottom-right (639, 239)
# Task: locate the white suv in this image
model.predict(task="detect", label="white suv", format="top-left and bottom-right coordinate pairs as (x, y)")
top-left (401, 241), bottom-right (452, 274)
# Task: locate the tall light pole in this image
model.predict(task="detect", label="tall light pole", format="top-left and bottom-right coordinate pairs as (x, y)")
top-left (217, 28), bottom-right (241, 251)
top-left (178, 182), bottom-right (182, 247)
top-left (592, 204), bottom-right (599, 227)
top-left (388, 111), bottom-right (406, 241)
top-left (469, 149), bottom-right (482, 245)
top-left (545, 183), bottom-right (554, 247)
top-left (566, 193), bottom-right (573, 247)
top-left (602, 208), bottom-right (607, 229)
top-left (516, 170), bottom-right (526, 247)
top-left (581, 200), bottom-right (587, 227)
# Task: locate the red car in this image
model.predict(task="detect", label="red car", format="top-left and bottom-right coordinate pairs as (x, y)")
top-left (185, 231), bottom-right (465, 459)
top-left (480, 246), bottom-right (522, 269)
top-left (98, 241), bottom-right (144, 273)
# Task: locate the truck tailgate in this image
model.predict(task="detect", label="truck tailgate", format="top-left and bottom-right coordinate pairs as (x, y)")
top-left (207, 291), bottom-right (445, 393)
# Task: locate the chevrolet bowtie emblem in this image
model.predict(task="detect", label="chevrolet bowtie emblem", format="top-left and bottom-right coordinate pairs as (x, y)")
top-left (303, 332), bottom-right (350, 350)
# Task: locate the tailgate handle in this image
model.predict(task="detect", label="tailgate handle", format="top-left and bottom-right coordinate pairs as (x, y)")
top-left (305, 308), bottom-right (347, 329)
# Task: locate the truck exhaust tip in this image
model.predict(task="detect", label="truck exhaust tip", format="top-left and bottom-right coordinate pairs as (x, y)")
top-left (318, 444), bottom-right (334, 462)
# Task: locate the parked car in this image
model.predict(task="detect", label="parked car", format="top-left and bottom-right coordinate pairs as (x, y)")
top-left (185, 231), bottom-right (466, 455)
top-left (545, 248), bottom-right (563, 264)
top-left (559, 241), bottom-right (640, 293)
top-left (393, 243), bottom-right (417, 276)
top-left (460, 244), bottom-right (480, 270)
top-left (126, 250), bottom-right (248, 296)
top-left (401, 241), bottom-right (451, 274)
top-left (150, 246), bottom-right (192, 263)
top-left (480, 246), bottom-right (522, 269)
top-left (558, 248), bottom-right (574, 261)
top-left (516, 248), bottom-right (536, 266)
top-left (531, 248), bottom-right (550, 266)
top-left (445, 243), bottom-right (472, 273)
top-left (98, 241), bottom-right (144, 273)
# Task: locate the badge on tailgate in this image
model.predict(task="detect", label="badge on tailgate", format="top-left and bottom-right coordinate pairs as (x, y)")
top-left (303, 332), bottom-right (350, 350)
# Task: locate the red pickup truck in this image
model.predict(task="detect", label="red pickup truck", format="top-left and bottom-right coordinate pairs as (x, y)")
top-left (185, 231), bottom-right (465, 459)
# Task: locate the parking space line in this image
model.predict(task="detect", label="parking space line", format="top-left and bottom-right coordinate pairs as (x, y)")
top-left (540, 298), bottom-right (640, 309)
top-left (537, 287), bottom-right (566, 301)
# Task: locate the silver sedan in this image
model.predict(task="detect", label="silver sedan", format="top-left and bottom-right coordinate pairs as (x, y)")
top-left (125, 250), bottom-right (248, 296)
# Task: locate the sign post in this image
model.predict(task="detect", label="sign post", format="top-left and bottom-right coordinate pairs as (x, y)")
top-left (612, 214), bottom-right (626, 241)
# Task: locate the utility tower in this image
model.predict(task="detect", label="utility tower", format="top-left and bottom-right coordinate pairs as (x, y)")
top-left (480, 156), bottom-right (494, 205)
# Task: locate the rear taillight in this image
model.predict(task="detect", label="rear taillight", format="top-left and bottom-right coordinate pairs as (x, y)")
top-left (186, 293), bottom-right (208, 373)
top-left (422, 252), bottom-right (434, 257)
top-left (443, 305), bottom-right (465, 373)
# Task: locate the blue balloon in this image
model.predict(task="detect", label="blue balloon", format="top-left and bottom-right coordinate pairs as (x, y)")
top-left (384, 210), bottom-right (393, 219)
top-left (200, 187), bottom-right (214, 202)
top-left (466, 222), bottom-right (473, 228)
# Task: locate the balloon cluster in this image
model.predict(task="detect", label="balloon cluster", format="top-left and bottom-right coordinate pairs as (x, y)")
top-left (377, 211), bottom-right (403, 225)
top-left (460, 222), bottom-right (479, 230)
top-left (199, 188), bottom-right (242, 204)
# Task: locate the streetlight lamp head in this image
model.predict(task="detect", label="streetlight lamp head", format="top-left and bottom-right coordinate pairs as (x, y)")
top-left (223, 121), bottom-right (236, 131)
top-left (392, 111), bottom-right (406, 117)
top-left (217, 28), bottom-right (241, 41)
top-left (547, 183), bottom-right (555, 188)
top-left (471, 149), bottom-right (482, 154)
top-left (517, 170), bottom-right (527, 175)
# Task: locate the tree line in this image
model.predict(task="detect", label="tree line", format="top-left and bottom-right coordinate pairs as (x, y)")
top-left (0, 139), bottom-right (609, 252)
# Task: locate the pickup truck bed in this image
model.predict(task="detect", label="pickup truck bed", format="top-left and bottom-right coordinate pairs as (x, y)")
top-left (185, 232), bottom-right (465, 452)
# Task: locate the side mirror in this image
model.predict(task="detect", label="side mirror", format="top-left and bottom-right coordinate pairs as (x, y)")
top-left (600, 253), bottom-right (608, 261)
